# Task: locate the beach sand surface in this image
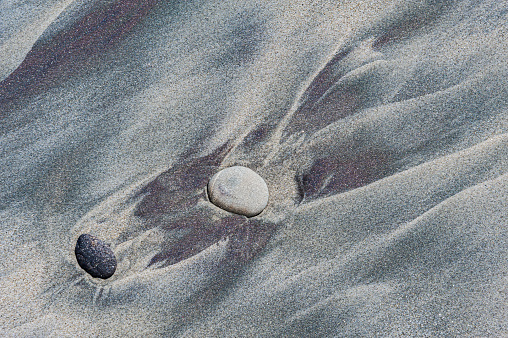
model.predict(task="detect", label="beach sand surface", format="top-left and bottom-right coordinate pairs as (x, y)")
top-left (1, 0), bottom-right (507, 336)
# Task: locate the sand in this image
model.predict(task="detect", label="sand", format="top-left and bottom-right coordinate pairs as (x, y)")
top-left (1, 0), bottom-right (507, 336)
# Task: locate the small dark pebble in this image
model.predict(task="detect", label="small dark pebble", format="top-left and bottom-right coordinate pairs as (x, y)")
top-left (75, 234), bottom-right (117, 279)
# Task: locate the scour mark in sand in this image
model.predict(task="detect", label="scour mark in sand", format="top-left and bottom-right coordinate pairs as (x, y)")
top-left (130, 142), bottom-right (276, 270)
top-left (274, 41), bottom-right (395, 201)
top-left (282, 47), bottom-right (354, 139)
top-left (372, 2), bottom-right (451, 51)
top-left (297, 150), bottom-right (391, 201)
top-left (148, 214), bottom-right (247, 268)
top-left (134, 142), bottom-right (233, 217)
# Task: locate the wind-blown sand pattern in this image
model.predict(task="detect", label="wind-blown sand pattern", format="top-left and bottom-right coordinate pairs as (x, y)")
top-left (1, 0), bottom-right (507, 336)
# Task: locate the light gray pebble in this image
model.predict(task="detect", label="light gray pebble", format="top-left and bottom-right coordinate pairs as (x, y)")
top-left (207, 166), bottom-right (269, 217)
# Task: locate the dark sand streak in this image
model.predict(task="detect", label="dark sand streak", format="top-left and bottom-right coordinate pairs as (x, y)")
top-left (0, 0), bottom-right (158, 110)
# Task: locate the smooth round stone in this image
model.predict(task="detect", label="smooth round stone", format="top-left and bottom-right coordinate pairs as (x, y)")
top-left (207, 166), bottom-right (269, 217)
top-left (75, 234), bottom-right (117, 279)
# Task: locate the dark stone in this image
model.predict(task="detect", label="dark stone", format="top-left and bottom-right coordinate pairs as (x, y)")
top-left (75, 234), bottom-right (117, 279)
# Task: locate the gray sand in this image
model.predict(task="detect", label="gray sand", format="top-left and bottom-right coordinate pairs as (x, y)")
top-left (1, 0), bottom-right (507, 336)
